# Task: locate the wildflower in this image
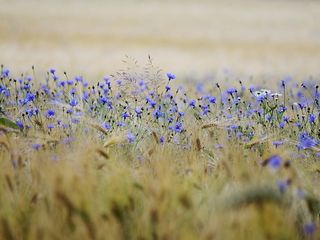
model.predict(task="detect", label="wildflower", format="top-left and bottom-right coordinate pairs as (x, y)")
top-left (188, 99), bottom-right (196, 108)
top-left (160, 136), bottom-right (165, 144)
top-left (47, 123), bottom-right (55, 130)
top-left (16, 120), bottom-right (24, 129)
top-left (122, 112), bottom-right (130, 120)
top-left (49, 68), bottom-right (56, 74)
top-left (166, 72), bottom-right (176, 81)
top-left (277, 180), bottom-right (288, 193)
top-left (303, 223), bottom-right (316, 235)
top-left (165, 85), bottom-right (171, 92)
top-left (46, 109), bottom-right (55, 118)
top-left (69, 98), bottom-right (78, 107)
top-left (32, 143), bottom-right (41, 151)
top-left (308, 113), bottom-right (316, 123)
top-left (1, 68), bottom-right (9, 77)
top-left (170, 122), bottom-right (183, 133)
top-left (135, 107), bottom-right (143, 117)
top-left (226, 88), bottom-right (237, 95)
top-left (272, 140), bottom-right (284, 148)
top-left (127, 132), bottom-right (136, 143)
top-left (298, 132), bottom-right (318, 150)
top-left (75, 75), bottom-right (83, 82)
top-left (102, 122), bottom-right (111, 130)
top-left (267, 155), bottom-right (282, 170)
top-left (278, 121), bottom-right (285, 129)
top-left (208, 96), bottom-right (216, 104)
top-left (25, 92), bottom-right (35, 103)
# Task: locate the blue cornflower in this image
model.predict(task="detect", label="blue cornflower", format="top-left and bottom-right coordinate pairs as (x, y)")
top-left (67, 79), bottom-right (74, 86)
top-left (102, 122), bottom-right (111, 130)
top-left (47, 123), bottom-right (55, 130)
top-left (127, 132), bottom-right (136, 143)
top-left (146, 98), bottom-right (156, 108)
top-left (279, 121), bottom-right (285, 129)
top-left (49, 68), bottom-right (56, 74)
top-left (170, 122), bottom-right (183, 133)
top-left (267, 155), bottom-right (282, 169)
top-left (208, 96), bottom-right (216, 104)
top-left (165, 85), bottom-right (171, 92)
top-left (46, 109), bottom-right (55, 118)
top-left (298, 132), bottom-right (318, 150)
top-left (122, 112), bottom-right (130, 120)
top-left (152, 109), bottom-right (164, 119)
top-left (188, 99), bottom-right (196, 108)
top-left (69, 98), bottom-right (78, 107)
top-left (303, 223), bottom-right (316, 235)
top-left (32, 143), bottom-right (41, 151)
top-left (277, 180), bottom-right (288, 193)
top-left (272, 140), bottom-right (284, 148)
top-left (309, 114), bottom-right (316, 123)
top-left (75, 75), bottom-right (83, 82)
top-left (58, 81), bottom-right (66, 87)
top-left (166, 72), bottom-right (176, 81)
top-left (135, 107), bottom-right (142, 117)
top-left (1, 68), bottom-right (9, 77)
top-left (16, 120), bottom-right (24, 129)
top-left (160, 136), bottom-right (165, 144)
top-left (226, 88), bottom-right (237, 95)
top-left (25, 92), bottom-right (35, 103)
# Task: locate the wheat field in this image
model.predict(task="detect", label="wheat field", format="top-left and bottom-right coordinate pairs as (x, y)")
top-left (0, 1), bottom-right (320, 240)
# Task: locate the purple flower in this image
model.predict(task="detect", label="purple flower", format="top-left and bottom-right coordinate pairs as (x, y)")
top-left (277, 180), bottom-right (288, 193)
top-left (69, 98), bottom-right (78, 107)
top-left (16, 120), bottom-right (24, 129)
top-left (309, 114), bottom-right (316, 123)
top-left (166, 72), bottom-right (176, 81)
top-left (272, 140), bottom-right (284, 148)
top-left (47, 123), bottom-right (55, 130)
top-left (303, 223), bottom-right (316, 235)
top-left (102, 122), bottom-right (111, 130)
top-left (49, 68), bottom-right (56, 74)
top-left (267, 155), bottom-right (282, 169)
top-left (46, 109), bottom-right (55, 118)
top-left (170, 122), bottom-right (183, 133)
top-left (122, 112), bottom-right (130, 120)
top-left (160, 136), bottom-right (165, 144)
top-left (298, 132), bottom-right (318, 150)
top-left (32, 143), bottom-right (41, 151)
top-left (188, 99), bottom-right (196, 108)
top-left (127, 132), bottom-right (136, 143)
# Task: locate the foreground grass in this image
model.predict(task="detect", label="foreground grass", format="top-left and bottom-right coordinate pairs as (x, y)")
top-left (0, 62), bottom-right (319, 239)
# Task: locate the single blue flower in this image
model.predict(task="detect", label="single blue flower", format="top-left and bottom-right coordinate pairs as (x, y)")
top-left (16, 120), bottom-right (24, 129)
top-left (166, 72), bottom-right (176, 81)
top-left (189, 99), bottom-right (196, 108)
top-left (160, 136), bottom-right (165, 144)
top-left (122, 112), bottom-right (130, 120)
top-left (309, 114), bottom-right (316, 123)
top-left (69, 98), bottom-right (78, 107)
top-left (277, 180), bottom-right (288, 193)
top-left (127, 132), bottom-right (136, 143)
top-left (298, 132), bottom-right (318, 150)
top-left (268, 155), bottom-right (282, 169)
top-left (46, 109), bottom-right (55, 118)
top-left (32, 143), bottom-right (41, 151)
top-left (303, 223), bottom-right (316, 235)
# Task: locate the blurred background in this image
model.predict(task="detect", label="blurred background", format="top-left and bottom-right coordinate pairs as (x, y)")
top-left (0, 0), bottom-right (320, 79)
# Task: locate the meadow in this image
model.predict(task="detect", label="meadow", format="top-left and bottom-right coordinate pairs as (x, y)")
top-left (0, 0), bottom-right (320, 239)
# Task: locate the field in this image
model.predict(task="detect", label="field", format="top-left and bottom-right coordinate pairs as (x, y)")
top-left (0, 0), bottom-right (320, 239)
